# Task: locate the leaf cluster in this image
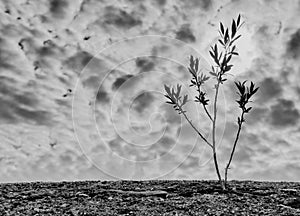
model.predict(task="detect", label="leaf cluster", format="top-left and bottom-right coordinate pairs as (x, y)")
top-left (164, 14), bottom-right (245, 119)
top-left (235, 81), bottom-right (259, 124)
top-left (164, 84), bottom-right (188, 114)
top-left (209, 14), bottom-right (243, 84)
top-left (219, 14), bottom-right (242, 47)
top-left (188, 56), bottom-right (210, 105)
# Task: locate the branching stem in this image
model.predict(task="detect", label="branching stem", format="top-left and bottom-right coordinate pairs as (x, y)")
top-left (176, 98), bottom-right (213, 149)
top-left (181, 111), bottom-right (213, 149)
top-left (203, 104), bottom-right (213, 122)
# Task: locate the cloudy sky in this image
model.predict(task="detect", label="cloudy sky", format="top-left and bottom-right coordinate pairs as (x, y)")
top-left (0, 0), bottom-right (299, 183)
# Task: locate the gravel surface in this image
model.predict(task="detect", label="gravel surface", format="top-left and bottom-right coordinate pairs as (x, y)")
top-left (0, 180), bottom-right (299, 215)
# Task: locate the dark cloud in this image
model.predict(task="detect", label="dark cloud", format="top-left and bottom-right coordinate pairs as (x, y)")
top-left (246, 133), bottom-right (261, 147)
top-left (58, 150), bottom-right (78, 166)
top-left (162, 104), bottom-right (181, 125)
top-left (49, 0), bottom-right (68, 18)
top-left (158, 136), bottom-right (176, 152)
top-left (55, 98), bottom-right (70, 107)
top-left (296, 87), bottom-right (300, 99)
top-left (176, 24), bottom-right (196, 43)
top-left (96, 89), bottom-right (110, 103)
top-left (257, 77), bottom-right (282, 102)
top-left (0, 99), bottom-right (18, 124)
top-left (149, 135), bottom-right (176, 157)
top-left (104, 6), bottom-right (142, 29)
top-left (276, 139), bottom-right (290, 147)
top-left (15, 107), bottom-right (52, 125)
top-left (0, 79), bottom-right (52, 125)
top-left (246, 107), bottom-right (269, 125)
top-left (155, 0), bottom-right (167, 6)
top-left (182, 0), bottom-right (212, 10)
top-left (13, 92), bottom-right (39, 107)
top-left (107, 138), bottom-right (128, 156)
top-left (199, 0), bottom-right (212, 10)
top-left (82, 75), bottom-right (101, 89)
top-left (135, 57), bottom-right (155, 73)
top-left (223, 122), bottom-right (238, 141)
top-left (108, 139), bottom-right (119, 152)
top-left (0, 40), bottom-right (18, 70)
top-left (234, 147), bottom-right (252, 163)
top-left (0, 78), bottom-right (17, 123)
top-left (132, 92), bottom-right (154, 113)
top-left (112, 74), bottom-right (134, 90)
top-left (268, 99), bottom-right (300, 127)
top-left (38, 41), bottom-right (58, 57)
top-left (179, 155), bottom-right (199, 169)
top-left (0, 96), bottom-right (52, 125)
top-left (64, 51), bottom-right (94, 74)
top-left (286, 29), bottom-right (300, 59)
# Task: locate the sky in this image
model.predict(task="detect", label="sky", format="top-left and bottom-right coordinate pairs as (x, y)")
top-left (0, 0), bottom-right (299, 183)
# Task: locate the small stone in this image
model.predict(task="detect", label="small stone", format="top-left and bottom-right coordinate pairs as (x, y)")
top-left (61, 203), bottom-right (68, 208)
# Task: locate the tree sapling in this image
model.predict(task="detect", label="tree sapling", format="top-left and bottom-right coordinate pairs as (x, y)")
top-left (164, 15), bottom-right (259, 190)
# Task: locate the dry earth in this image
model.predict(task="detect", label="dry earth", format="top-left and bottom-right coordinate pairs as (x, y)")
top-left (1, 0), bottom-right (300, 183)
top-left (0, 180), bottom-right (299, 215)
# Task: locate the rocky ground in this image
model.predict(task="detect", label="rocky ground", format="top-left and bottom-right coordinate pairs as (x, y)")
top-left (0, 180), bottom-right (299, 215)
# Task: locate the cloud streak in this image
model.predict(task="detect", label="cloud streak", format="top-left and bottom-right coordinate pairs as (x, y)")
top-left (0, 0), bottom-right (299, 183)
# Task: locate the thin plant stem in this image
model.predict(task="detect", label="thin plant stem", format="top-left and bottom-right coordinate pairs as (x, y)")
top-left (203, 104), bottom-right (213, 122)
top-left (225, 111), bottom-right (245, 185)
top-left (176, 97), bottom-right (213, 149)
top-left (196, 81), bottom-right (213, 122)
top-left (181, 111), bottom-right (213, 149)
top-left (212, 82), bottom-right (224, 189)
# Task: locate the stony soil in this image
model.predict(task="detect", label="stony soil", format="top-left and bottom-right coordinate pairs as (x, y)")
top-left (0, 180), bottom-right (299, 215)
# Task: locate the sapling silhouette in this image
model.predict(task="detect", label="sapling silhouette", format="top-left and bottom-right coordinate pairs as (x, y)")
top-left (164, 15), bottom-right (259, 190)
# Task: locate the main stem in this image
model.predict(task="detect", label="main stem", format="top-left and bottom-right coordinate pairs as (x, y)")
top-left (224, 111), bottom-right (244, 186)
top-left (212, 82), bottom-right (224, 190)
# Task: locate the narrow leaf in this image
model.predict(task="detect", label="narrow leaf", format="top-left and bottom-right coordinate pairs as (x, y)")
top-left (195, 58), bottom-right (199, 72)
top-left (209, 72), bottom-right (216, 76)
top-left (218, 39), bottom-right (224, 46)
top-left (232, 45), bottom-right (236, 52)
top-left (231, 19), bottom-right (237, 39)
top-left (176, 84), bottom-right (182, 97)
top-left (224, 29), bottom-right (229, 44)
top-left (220, 22), bottom-right (224, 34)
top-left (250, 81), bottom-right (254, 92)
top-left (252, 87), bottom-right (259, 95)
top-left (188, 68), bottom-right (196, 76)
top-left (245, 107), bottom-right (252, 113)
top-left (218, 52), bottom-right (223, 62)
top-left (214, 44), bottom-right (218, 59)
top-left (164, 85), bottom-right (171, 96)
top-left (229, 34), bottom-right (241, 46)
top-left (190, 55), bottom-right (194, 68)
top-left (203, 75), bottom-right (210, 81)
top-left (226, 55), bottom-right (232, 64)
top-left (183, 94), bottom-right (188, 105)
top-left (237, 14), bottom-right (241, 26)
top-left (164, 95), bottom-right (172, 100)
top-left (209, 51), bottom-right (215, 59)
